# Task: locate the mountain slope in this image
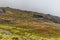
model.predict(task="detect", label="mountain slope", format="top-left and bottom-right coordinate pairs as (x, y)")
top-left (0, 7), bottom-right (60, 40)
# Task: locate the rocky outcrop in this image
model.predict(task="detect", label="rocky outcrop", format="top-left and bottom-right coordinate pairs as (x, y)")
top-left (33, 13), bottom-right (60, 24)
top-left (0, 8), bottom-right (5, 13)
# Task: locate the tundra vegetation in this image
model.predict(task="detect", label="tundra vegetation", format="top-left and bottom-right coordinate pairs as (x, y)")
top-left (0, 7), bottom-right (60, 40)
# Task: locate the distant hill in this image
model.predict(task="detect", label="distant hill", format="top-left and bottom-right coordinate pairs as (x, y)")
top-left (0, 7), bottom-right (60, 24)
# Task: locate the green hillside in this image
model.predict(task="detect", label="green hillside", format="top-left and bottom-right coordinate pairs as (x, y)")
top-left (0, 7), bottom-right (60, 40)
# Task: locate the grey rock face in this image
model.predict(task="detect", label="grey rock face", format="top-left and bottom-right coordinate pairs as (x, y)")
top-left (33, 13), bottom-right (60, 24)
top-left (0, 8), bottom-right (5, 13)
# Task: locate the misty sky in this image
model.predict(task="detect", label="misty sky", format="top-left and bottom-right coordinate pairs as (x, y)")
top-left (0, 0), bottom-right (60, 17)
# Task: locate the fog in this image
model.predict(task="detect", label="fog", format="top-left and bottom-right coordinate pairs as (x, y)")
top-left (0, 0), bottom-right (60, 17)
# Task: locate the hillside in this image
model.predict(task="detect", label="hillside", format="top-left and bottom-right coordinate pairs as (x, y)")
top-left (0, 7), bottom-right (60, 40)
